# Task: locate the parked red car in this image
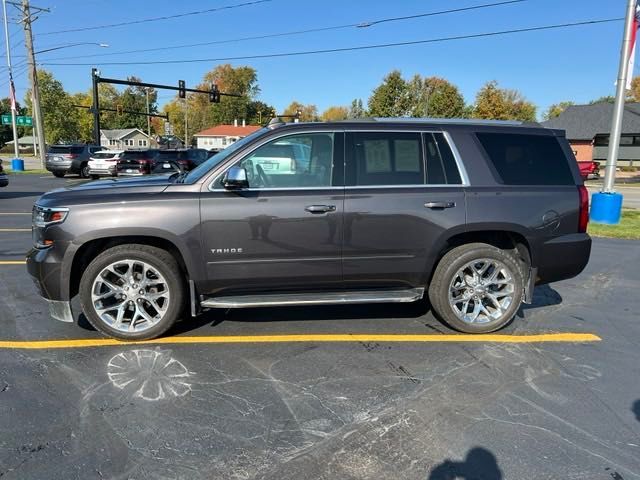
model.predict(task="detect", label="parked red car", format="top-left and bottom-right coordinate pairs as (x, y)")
top-left (577, 161), bottom-right (600, 180)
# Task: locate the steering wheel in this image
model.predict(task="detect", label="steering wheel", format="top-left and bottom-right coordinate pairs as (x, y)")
top-left (256, 163), bottom-right (270, 188)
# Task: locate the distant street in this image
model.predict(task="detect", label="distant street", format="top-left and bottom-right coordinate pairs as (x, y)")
top-left (586, 183), bottom-right (640, 209)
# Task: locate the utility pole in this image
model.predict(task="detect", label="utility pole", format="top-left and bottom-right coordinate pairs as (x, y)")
top-left (21, 0), bottom-right (49, 168)
top-left (146, 89), bottom-right (151, 137)
top-left (591, 0), bottom-right (637, 224)
top-left (2, 0), bottom-right (19, 159)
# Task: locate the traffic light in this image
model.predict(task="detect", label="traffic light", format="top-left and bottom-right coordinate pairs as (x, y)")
top-left (116, 104), bottom-right (123, 115)
top-left (178, 80), bottom-right (186, 99)
top-left (209, 83), bottom-right (221, 103)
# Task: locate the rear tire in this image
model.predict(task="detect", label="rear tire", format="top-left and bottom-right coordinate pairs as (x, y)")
top-left (79, 163), bottom-right (90, 178)
top-left (428, 243), bottom-right (524, 334)
top-left (79, 244), bottom-right (186, 340)
top-left (52, 171), bottom-right (65, 178)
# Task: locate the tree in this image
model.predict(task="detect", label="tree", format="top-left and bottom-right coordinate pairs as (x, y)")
top-left (283, 101), bottom-right (318, 121)
top-left (589, 96), bottom-right (615, 104)
top-left (543, 101), bottom-right (574, 120)
top-left (407, 75), bottom-right (466, 118)
top-left (348, 98), bottom-right (366, 119)
top-left (629, 77), bottom-right (640, 102)
top-left (116, 76), bottom-right (158, 131)
top-left (367, 70), bottom-right (409, 117)
top-left (321, 106), bottom-right (349, 121)
top-left (26, 70), bottom-right (79, 144)
top-left (0, 98), bottom-right (27, 147)
top-left (472, 81), bottom-right (536, 121)
top-left (247, 100), bottom-right (276, 125)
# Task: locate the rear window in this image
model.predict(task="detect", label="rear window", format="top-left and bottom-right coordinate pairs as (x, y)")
top-left (49, 146), bottom-right (83, 154)
top-left (92, 152), bottom-right (118, 159)
top-left (476, 133), bottom-right (574, 185)
top-left (122, 151), bottom-right (155, 160)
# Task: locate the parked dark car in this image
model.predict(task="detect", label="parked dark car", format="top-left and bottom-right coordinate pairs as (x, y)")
top-left (27, 119), bottom-right (592, 340)
top-left (156, 149), bottom-right (209, 171)
top-left (0, 159), bottom-right (7, 187)
top-left (115, 149), bottom-right (160, 176)
top-left (45, 144), bottom-right (102, 178)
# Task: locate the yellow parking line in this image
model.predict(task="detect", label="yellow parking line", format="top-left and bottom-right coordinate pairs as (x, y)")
top-left (0, 333), bottom-right (601, 349)
top-left (0, 260), bottom-right (26, 265)
top-left (0, 228), bottom-right (30, 232)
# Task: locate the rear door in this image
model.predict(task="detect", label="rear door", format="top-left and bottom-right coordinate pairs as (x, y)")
top-left (343, 130), bottom-right (467, 288)
top-left (199, 131), bottom-right (345, 296)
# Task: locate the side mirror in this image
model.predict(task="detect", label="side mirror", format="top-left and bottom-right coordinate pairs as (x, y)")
top-left (223, 166), bottom-right (249, 189)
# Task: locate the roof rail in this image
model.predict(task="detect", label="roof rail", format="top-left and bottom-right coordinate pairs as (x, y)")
top-left (372, 117), bottom-right (526, 126)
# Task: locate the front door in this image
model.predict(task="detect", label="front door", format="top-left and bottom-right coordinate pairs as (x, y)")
top-left (343, 130), bottom-right (467, 289)
top-left (199, 131), bottom-right (344, 296)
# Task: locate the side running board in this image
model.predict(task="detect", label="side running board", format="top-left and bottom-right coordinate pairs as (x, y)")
top-left (200, 288), bottom-right (425, 309)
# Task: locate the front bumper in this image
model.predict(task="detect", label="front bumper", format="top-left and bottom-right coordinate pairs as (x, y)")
top-left (536, 233), bottom-right (592, 285)
top-left (88, 166), bottom-right (117, 176)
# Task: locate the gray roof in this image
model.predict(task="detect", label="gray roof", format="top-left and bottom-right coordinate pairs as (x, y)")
top-left (100, 128), bottom-right (143, 140)
top-left (542, 103), bottom-right (640, 140)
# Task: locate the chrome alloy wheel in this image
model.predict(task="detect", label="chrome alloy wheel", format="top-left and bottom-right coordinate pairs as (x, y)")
top-left (91, 259), bottom-right (171, 333)
top-left (448, 258), bottom-right (516, 325)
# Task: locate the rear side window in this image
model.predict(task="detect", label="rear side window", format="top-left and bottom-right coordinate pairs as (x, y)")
top-left (49, 146), bottom-right (83, 154)
top-left (424, 133), bottom-right (462, 185)
top-left (348, 132), bottom-right (424, 186)
top-left (476, 133), bottom-right (574, 185)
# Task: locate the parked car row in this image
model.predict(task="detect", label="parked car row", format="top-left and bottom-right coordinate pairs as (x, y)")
top-left (44, 145), bottom-right (212, 179)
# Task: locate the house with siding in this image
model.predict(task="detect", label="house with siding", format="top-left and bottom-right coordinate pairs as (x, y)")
top-left (100, 129), bottom-right (157, 150)
top-left (542, 103), bottom-right (640, 166)
top-left (193, 121), bottom-right (261, 150)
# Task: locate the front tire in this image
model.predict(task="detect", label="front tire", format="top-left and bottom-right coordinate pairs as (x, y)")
top-left (79, 244), bottom-right (186, 340)
top-left (52, 171), bottom-right (65, 178)
top-left (80, 163), bottom-right (90, 178)
top-left (428, 243), bottom-right (524, 333)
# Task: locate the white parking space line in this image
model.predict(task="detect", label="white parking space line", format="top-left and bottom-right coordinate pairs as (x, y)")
top-left (0, 228), bottom-right (30, 232)
top-left (0, 213), bottom-right (30, 215)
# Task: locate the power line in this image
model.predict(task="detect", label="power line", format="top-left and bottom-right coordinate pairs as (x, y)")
top-left (34, 0), bottom-right (527, 61)
top-left (38, 0), bottom-right (273, 36)
top-left (40, 17), bottom-right (623, 67)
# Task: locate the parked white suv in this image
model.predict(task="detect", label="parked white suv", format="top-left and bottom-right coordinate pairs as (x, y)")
top-left (88, 150), bottom-right (124, 179)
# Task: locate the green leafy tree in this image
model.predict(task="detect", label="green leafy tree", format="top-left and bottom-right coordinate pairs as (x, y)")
top-left (116, 76), bottom-right (158, 131)
top-left (247, 100), bottom-right (276, 125)
top-left (321, 105), bottom-right (349, 121)
top-left (589, 95), bottom-right (616, 104)
top-left (347, 98), bottom-right (366, 119)
top-left (407, 75), bottom-right (466, 118)
top-left (26, 70), bottom-right (79, 144)
top-left (473, 81), bottom-right (536, 121)
top-left (283, 101), bottom-right (318, 121)
top-left (543, 101), bottom-right (574, 120)
top-left (368, 70), bottom-right (409, 117)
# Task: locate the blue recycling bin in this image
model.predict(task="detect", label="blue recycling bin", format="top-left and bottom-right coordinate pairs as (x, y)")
top-left (10, 158), bottom-right (24, 171)
top-left (590, 192), bottom-right (623, 224)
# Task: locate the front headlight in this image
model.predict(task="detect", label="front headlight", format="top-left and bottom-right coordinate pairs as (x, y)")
top-left (32, 205), bottom-right (69, 228)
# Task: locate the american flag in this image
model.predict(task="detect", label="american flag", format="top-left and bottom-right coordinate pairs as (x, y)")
top-left (8, 77), bottom-right (16, 112)
top-left (626, 0), bottom-right (640, 89)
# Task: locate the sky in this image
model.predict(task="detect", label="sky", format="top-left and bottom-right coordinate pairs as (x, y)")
top-left (0, 0), bottom-right (633, 119)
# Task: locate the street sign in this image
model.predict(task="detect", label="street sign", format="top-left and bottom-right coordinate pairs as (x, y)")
top-left (1, 115), bottom-right (32, 126)
top-left (164, 122), bottom-right (173, 135)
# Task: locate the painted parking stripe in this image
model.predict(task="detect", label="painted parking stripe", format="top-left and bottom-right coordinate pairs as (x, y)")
top-left (0, 260), bottom-right (26, 265)
top-left (0, 228), bottom-right (30, 232)
top-left (0, 212), bottom-right (30, 215)
top-left (0, 333), bottom-right (601, 350)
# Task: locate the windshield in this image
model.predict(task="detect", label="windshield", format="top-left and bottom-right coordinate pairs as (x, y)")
top-left (183, 128), bottom-right (268, 183)
top-left (92, 152), bottom-right (118, 159)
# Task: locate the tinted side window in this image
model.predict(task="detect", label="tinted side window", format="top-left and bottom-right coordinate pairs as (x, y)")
top-left (476, 133), bottom-right (574, 185)
top-left (423, 133), bottom-right (462, 185)
top-left (348, 132), bottom-right (424, 186)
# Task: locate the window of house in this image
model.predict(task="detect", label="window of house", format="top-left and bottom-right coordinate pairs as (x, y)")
top-left (109, 139), bottom-right (117, 146)
top-left (222, 137), bottom-right (227, 146)
top-left (138, 139), bottom-right (147, 147)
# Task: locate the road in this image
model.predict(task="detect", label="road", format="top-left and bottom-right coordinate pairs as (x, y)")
top-left (1, 174), bottom-right (639, 479)
top-left (586, 182), bottom-right (640, 209)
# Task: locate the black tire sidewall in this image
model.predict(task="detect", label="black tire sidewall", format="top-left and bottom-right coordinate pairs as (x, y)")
top-left (79, 246), bottom-right (185, 340)
top-left (429, 244), bottom-right (524, 334)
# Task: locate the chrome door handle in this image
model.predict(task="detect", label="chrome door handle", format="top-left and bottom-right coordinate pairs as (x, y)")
top-left (424, 201), bottom-right (456, 209)
top-left (305, 205), bottom-right (336, 214)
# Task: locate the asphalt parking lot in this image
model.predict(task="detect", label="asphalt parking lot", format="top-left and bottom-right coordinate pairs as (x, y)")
top-left (1, 174), bottom-right (639, 480)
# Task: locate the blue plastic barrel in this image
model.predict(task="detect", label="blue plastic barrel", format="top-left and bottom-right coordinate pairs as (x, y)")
top-left (10, 158), bottom-right (24, 171)
top-left (590, 192), bottom-right (623, 224)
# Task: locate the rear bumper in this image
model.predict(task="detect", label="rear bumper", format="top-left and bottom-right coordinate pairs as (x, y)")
top-left (535, 233), bottom-right (592, 285)
top-left (46, 161), bottom-right (72, 173)
top-left (88, 167), bottom-right (116, 176)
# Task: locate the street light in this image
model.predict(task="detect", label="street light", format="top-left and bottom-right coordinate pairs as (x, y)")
top-left (35, 42), bottom-right (109, 55)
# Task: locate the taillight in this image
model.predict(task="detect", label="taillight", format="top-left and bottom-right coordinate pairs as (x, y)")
top-left (578, 185), bottom-right (589, 233)
top-left (67, 154), bottom-right (78, 159)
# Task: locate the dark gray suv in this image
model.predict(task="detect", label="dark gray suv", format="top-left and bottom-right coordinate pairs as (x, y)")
top-left (45, 144), bottom-right (102, 178)
top-left (27, 119), bottom-right (591, 340)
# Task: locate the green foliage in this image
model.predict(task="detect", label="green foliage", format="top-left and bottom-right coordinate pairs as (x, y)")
top-left (348, 98), bottom-right (366, 119)
top-left (543, 101), bottom-right (574, 120)
top-left (367, 70), bottom-right (410, 117)
top-left (472, 81), bottom-right (537, 121)
top-left (0, 98), bottom-right (28, 147)
top-left (589, 96), bottom-right (616, 104)
top-left (407, 75), bottom-right (466, 118)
